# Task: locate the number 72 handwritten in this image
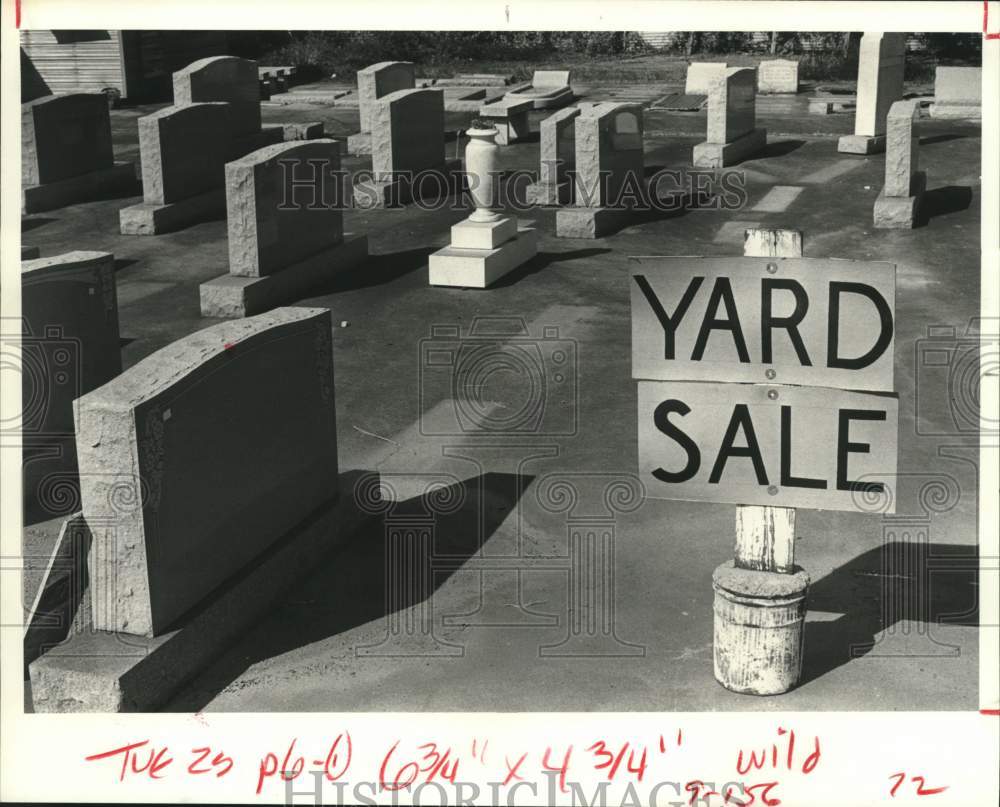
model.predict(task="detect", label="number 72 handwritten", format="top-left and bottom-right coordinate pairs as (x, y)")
top-left (889, 772), bottom-right (948, 798)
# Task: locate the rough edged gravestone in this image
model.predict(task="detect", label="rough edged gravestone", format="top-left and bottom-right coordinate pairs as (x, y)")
top-left (200, 140), bottom-right (368, 317)
top-left (353, 88), bottom-right (461, 209)
top-left (930, 66), bottom-right (982, 119)
top-left (21, 94), bottom-right (135, 214)
top-left (693, 67), bottom-right (767, 169)
top-left (874, 99), bottom-right (925, 229)
top-left (758, 59), bottom-right (800, 94)
top-left (172, 55), bottom-right (283, 156)
top-left (21, 252), bottom-right (121, 524)
top-left (685, 62), bottom-right (728, 95)
top-left (119, 102), bottom-right (232, 235)
top-left (348, 61), bottom-right (416, 155)
top-left (555, 103), bottom-right (675, 239)
top-left (838, 32), bottom-right (906, 155)
top-left (525, 107), bottom-right (580, 205)
top-left (73, 307), bottom-right (338, 638)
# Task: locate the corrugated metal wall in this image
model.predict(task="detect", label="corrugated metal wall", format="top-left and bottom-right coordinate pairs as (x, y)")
top-left (20, 30), bottom-right (124, 100)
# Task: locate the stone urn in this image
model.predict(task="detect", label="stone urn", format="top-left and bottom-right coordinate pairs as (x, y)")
top-left (465, 124), bottom-right (501, 222)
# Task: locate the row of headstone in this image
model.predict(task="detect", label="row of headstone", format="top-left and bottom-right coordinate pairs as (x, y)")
top-left (21, 94), bottom-right (136, 214)
top-left (347, 61), bottom-right (416, 155)
top-left (686, 60), bottom-right (799, 95)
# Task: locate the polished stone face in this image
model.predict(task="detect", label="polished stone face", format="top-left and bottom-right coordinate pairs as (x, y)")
top-left (370, 88), bottom-right (446, 179)
top-left (707, 67), bottom-right (757, 145)
top-left (22, 94), bottom-right (115, 185)
top-left (173, 55), bottom-right (262, 136)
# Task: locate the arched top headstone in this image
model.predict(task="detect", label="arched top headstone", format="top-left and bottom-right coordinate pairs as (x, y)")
top-left (173, 55), bottom-right (261, 135)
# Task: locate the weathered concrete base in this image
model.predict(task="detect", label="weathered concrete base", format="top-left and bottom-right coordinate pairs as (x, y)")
top-left (119, 188), bottom-right (226, 235)
top-left (29, 495), bottom-right (346, 712)
top-left (838, 133), bottom-right (887, 155)
top-left (712, 561), bottom-right (810, 696)
top-left (874, 171), bottom-right (926, 229)
top-left (555, 206), bottom-right (634, 238)
top-left (280, 121), bottom-right (325, 140)
top-left (524, 179), bottom-right (572, 206)
top-left (346, 131), bottom-right (372, 156)
top-left (353, 159), bottom-right (462, 209)
top-left (929, 103), bottom-right (981, 120)
top-left (692, 128), bottom-right (768, 169)
top-left (199, 233), bottom-right (368, 317)
top-left (808, 96), bottom-right (856, 115)
top-left (429, 225), bottom-right (537, 288)
top-left (22, 162), bottom-right (136, 214)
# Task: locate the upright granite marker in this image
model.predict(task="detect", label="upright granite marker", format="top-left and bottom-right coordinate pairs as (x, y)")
top-left (73, 307), bottom-right (339, 638)
top-left (200, 140), bottom-right (368, 317)
top-left (838, 33), bottom-right (906, 155)
top-left (525, 106), bottom-right (581, 205)
top-left (119, 103), bottom-right (232, 235)
top-left (555, 102), bottom-right (649, 238)
top-left (21, 94), bottom-right (135, 213)
top-left (21, 252), bottom-right (121, 523)
top-left (353, 88), bottom-right (461, 208)
top-left (758, 59), bottom-right (800, 94)
top-left (685, 62), bottom-right (728, 95)
top-left (874, 99), bottom-right (925, 228)
top-left (929, 66), bottom-right (982, 119)
top-left (693, 67), bottom-right (767, 168)
top-left (172, 55), bottom-right (283, 155)
top-left (348, 61), bottom-right (416, 155)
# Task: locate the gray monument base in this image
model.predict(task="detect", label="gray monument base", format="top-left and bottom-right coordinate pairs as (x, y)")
top-left (838, 133), bottom-right (887, 155)
top-left (692, 128), bottom-right (768, 169)
top-left (29, 495), bottom-right (348, 713)
top-left (280, 121), bottom-right (326, 141)
top-left (346, 131), bottom-right (372, 156)
top-left (874, 171), bottom-right (926, 230)
top-left (21, 245), bottom-right (40, 260)
top-left (353, 159), bottom-right (462, 209)
top-left (429, 222), bottom-right (537, 288)
top-left (524, 179), bottom-right (572, 206)
top-left (199, 233), bottom-right (368, 317)
top-left (555, 206), bottom-right (635, 239)
top-left (119, 188), bottom-right (226, 235)
top-left (22, 162), bottom-right (136, 214)
top-left (929, 103), bottom-right (981, 120)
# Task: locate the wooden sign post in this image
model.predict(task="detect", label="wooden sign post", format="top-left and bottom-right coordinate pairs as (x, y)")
top-left (629, 227), bottom-right (899, 694)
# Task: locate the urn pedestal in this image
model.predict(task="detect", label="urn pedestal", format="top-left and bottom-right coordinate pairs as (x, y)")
top-left (428, 126), bottom-right (537, 289)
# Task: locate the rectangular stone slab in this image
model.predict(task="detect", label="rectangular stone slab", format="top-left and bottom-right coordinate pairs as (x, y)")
top-left (22, 93), bottom-right (115, 186)
top-left (853, 32), bottom-right (906, 137)
top-left (883, 99), bottom-right (920, 197)
top-left (119, 187), bottom-right (226, 236)
top-left (138, 102), bottom-right (232, 205)
top-left (685, 62), bottom-right (727, 95)
top-left (22, 161), bottom-right (136, 215)
top-left (172, 56), bottom-right (262, 136)
top-left (707, 67), bottom-right (757, 145)
top-left (370, 88), bottom-right (446, 180)
top-left (539, 107), bottom-right (580, 188)
top-left (573, 103), bottom-right (645, 208)
top-left (429, 227), bottom-right (538, 288)
top-left (21, 251), bottom-right (121, 523)
top-left (693, 127), bottom-right (767, 168)
top-left (73, 307), bottom-right (338, 637)
top-left (357, 61), bottom-right (416, 133)
top-left (933, 66), bottom-right (980, 106)
top-left (226, 139), bottom-right (346, 277)
top-left (758, 59), bottom-right (799, 94)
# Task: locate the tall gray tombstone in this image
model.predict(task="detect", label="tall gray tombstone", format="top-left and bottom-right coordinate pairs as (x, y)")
top-left (75, 307), bottom-right (339, 637)
top-left (21, 251), bottom-right (121, 523)
top-left (838, 33), bottom-right (906, 154)
top-left (347, 61), bottom-right (417, 156)
top-left (555, 103), bottom-right (649, 238)
top-left (693, 67), bottom-right (767, 168)
top-left (172, 55), bottom-right (283, 155)
top-left (21, 94), bottom-right (135, 213)
top-left (353, 88), bottom-right (460, 208)
top-left (200, 140), bottom-right (368, 317)
top-left (119, 102), bottom-right (232, 235)
top-left (525, 106), bottom-right (581, 206)
top-left (874, 99), bottom-right (925, 228)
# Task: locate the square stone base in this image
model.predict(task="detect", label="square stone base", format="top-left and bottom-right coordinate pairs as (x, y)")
top-left (450, 216), bottom-right (518, 249)
top-left (353, 159), bottom-right (462, 209)
top-left (555, 206), bottom-right (634, 239)
top-left (29, 495), bottom-right (348, 713)
top-left (230, 126), bottom-right (285, 159)
top-left (347, 131), bottom-right (372, 156)
top-left (929, 103), bottom-right (981, 120)
top-left (874, 172), bottom-right (926, 229)
top-left (838, 133), bottom-right (886, 155)
top-left (199, 233), bottom-right (368, 317)
top-left (119, 187), bottom-right (226, 235)
top-left (21, 245), bottom-right (40, 260)
top-left (692, 128), bottom-right (768, 169)
top-left (22, 162), bottom-right (137, 214)
top-left (280, 121), bottom-right (326, 141)
top-left (429, 225), bottom-right (538, 288)
top-left (524, 180), bottom-right (571, 206)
